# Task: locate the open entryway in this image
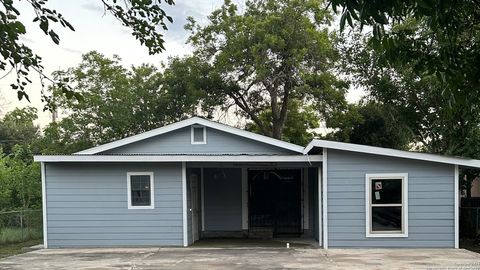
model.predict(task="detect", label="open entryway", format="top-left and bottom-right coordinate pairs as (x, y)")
top-left (186, 165), bottom-right (320, 247)
top-left (248, 169), bottom-right (302, 237)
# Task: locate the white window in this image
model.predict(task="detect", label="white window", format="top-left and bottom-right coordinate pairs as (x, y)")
top-left (365, 173), bottom-right (408, 237)
top-left (191, 125), bottom-right (206, 144)
top-left (127, 172), bottom-right (154, 209)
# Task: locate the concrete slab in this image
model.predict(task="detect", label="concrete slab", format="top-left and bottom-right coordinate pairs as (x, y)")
top-left (0, 247), bottom-right (479, 270)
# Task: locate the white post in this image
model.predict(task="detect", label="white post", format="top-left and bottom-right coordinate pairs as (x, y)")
top-left (322, 149), bottom-right (328, 249)
top-left (182, 162), bottom-right (188, 247)
top-left (200, 168), bottom-right (205, 232)
top-left (318, 166), bottom-right (322, 247)
top-left (41, 162), bottom-right (48, 248)
top-left (454, 165), bottom-right (459, 249)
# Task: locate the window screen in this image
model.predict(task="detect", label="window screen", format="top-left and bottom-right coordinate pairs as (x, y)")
top-left (130, 175), bottom-right (151, 206)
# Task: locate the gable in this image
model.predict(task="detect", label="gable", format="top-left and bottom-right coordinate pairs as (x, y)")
top-left (101, 126), bottom-right (298, 155)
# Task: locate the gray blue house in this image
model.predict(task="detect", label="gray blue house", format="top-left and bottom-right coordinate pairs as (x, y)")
top-left (34, 117), bottom-right (480, 249)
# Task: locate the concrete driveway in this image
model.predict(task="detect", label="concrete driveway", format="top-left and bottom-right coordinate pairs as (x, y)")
top-left (0, 247), bottom-right (479, 270)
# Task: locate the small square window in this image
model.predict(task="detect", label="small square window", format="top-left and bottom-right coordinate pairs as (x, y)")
top-left (191, 126), bottom-right (206, 144)
top-left (127, 172), bottom-right (154, 209)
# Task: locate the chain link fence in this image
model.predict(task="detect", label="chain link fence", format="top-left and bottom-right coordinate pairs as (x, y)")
top-left (0, 210), bottom-right (43, 245)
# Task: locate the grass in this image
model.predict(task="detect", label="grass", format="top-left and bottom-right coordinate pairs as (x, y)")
top-left (0, 227), bottom-right (43, 245)
top-left (0, 239), bottom-right (42, 259)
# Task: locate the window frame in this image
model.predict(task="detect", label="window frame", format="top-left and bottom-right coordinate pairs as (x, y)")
top-left (191, 125), bottom-right (207, 145)
top-left (365, 173), bottom-right (408, 238)
top-left (127, 172), bottom-right (155, 210)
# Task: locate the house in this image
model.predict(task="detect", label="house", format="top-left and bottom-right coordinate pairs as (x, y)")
top-left (34, 116), bottom-right (480, 249)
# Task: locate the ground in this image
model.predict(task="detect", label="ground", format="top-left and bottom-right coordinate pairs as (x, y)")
top-left (0, 239), bottom-right (41, 259)
top-left (0, 243), bottom-right (480, 270)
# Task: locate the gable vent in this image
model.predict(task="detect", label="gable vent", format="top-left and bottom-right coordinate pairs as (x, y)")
top-left (191, 125), bottom-right (206, 144)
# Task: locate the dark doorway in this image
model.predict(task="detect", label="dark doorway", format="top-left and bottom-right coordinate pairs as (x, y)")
top-left (248, 169), bottom-right (302, 236)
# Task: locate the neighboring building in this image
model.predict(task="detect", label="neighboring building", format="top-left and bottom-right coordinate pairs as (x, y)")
top-left (34, 117), bottom-right (480, 248)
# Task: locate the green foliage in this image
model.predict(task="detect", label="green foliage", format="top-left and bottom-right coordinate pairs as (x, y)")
top-left (246, 100), bottom-right (320, 146)
top-left (184, 0), bottom-right (347, 139)
top-left (0, 227), bottom-right (42, 245)
top-left (1, 0), bottom-right (175, 108)
top-left (326, 102), bottom-right (413, 150)
top-left (0, 146), bottom-right (41, 211)
top-left (38, 51), bottom-right (203, 153)
top-left (0, 107), bottom-right (39, 155)
top-left (332, 1), bottom-right (480, 149)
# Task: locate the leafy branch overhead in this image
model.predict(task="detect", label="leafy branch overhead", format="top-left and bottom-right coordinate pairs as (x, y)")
top-left (0, 0), bottom-right (174, 109)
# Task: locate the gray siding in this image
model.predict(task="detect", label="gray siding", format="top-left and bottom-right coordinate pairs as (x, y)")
top-left (45, 162), bottom-right (183, 247)
top-left (204, 168), bottom-right (242, 231)
top-left (327, 149), bottom-right (455, 248)
top-left (103, 127), bottom-right (295, 155)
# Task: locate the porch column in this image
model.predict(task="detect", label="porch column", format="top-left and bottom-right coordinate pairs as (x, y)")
top-left (322, 148), bottom-right (328, 249)
top-left (182, 162), bottom-right (188, 247)
top-left (241, 167), bottom-right (249, 230)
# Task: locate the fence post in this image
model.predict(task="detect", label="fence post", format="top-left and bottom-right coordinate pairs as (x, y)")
top-left (20, 211), bottom-right (24, 241)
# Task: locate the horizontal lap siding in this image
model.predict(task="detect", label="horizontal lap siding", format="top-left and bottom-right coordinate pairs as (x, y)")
top-left (327, 150), bottom-right (455, 248)
top-left (104, 127), bottom-right (295, 155)
top-left (46, 163), bottom-right (183, 247)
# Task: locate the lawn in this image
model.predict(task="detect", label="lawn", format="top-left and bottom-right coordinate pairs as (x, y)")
top-left (0, 227), bottom-right (43, 258)
top-left (0, 227), bottom-right (43, 245)
top-left (0, 239), bottom-right (42, 258)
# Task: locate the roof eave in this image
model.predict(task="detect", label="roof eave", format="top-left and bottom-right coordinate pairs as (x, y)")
top-left (306, 139), bottom-right (480, 168)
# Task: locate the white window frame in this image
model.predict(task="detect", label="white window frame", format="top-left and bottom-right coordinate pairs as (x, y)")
top-left (191, 125), bottom-right (207, 144)
top-left (365, 173), bottom-right (408, 238)
top-left (127, 172), bottom-right (155, 209)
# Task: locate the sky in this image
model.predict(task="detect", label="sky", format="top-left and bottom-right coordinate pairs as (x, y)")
top-left (0, 0), bottom-right (363, 128)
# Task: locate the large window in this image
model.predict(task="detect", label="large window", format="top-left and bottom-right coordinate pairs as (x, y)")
top-left (365, 173), bottom-right (408, 237)
top-left (127, 172), bottom-right (154, 209)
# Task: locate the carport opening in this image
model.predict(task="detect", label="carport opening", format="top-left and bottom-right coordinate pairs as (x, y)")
top-left (187, 166), bottom-right (320, 247)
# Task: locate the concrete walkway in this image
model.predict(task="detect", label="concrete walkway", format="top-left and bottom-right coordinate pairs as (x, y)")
top-left (0, 247), bottom-right (479, 269)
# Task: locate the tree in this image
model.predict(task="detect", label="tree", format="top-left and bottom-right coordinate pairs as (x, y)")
top-left (37, 51), bottom-right (202, 154)
top-left (1, 0), bottom-right (175, 107)
top-left (245, 100), bottom-right (320, 146)
top-left (0, 145), bottom-right (41, 211)
top-left (326, 101), bottom-right (413, 149)
top-left (0, 106), bottom-right (39, 155)
top-left (331, 1), bottom-right (480, 134)
top-left (184, 0), bottom-right (347, 139)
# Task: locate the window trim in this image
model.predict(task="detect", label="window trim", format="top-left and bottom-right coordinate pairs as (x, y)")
top-left (365, 173), bottom-right (408, 238)
top-left (191, 125), bottom-right (207, 144)
top-left (127, 172), bottom-right (155, 210)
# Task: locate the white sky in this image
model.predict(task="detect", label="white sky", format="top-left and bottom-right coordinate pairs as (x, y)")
top-left (0, 0), bottom-right (363, 128)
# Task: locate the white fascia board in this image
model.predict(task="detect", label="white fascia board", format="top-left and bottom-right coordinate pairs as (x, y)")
top-left (34, 154), bottom-right (323, 163)
top-left (75, 117), bottom-right (304, 154)
top-left (304, 139), bottom-right (480, 168)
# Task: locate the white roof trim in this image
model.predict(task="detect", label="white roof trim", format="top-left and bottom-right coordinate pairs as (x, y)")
top-left (75, 117), bottom-right (304, 154)
top-left (304, 139), bottom-right (480, 168)
top-left (34, 154), bottom-right (322, 163)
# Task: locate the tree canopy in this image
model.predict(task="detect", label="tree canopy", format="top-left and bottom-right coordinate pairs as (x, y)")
top-left (183, 0), bottom-right (347, 139)
top-left (1, 0), bottom-right (175, 108)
